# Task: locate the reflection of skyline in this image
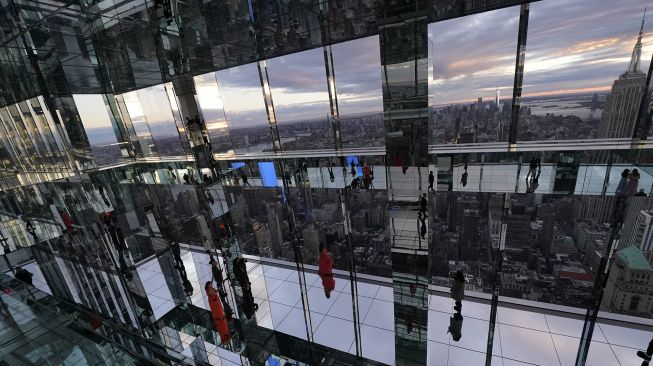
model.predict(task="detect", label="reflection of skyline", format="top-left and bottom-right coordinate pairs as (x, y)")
top-left (429, 0), bottom-right (652, 106)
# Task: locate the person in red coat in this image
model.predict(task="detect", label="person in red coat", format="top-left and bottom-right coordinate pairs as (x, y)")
top-left (318, 244), bottom-right (335, 298)
top-left (205, 282), bottom-right (231, 343)
top-left (61, 211), bottom-right (73, 233)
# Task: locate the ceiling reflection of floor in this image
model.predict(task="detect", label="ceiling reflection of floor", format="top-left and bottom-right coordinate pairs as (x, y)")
top-left (12, 249), bottom-right (649, 366)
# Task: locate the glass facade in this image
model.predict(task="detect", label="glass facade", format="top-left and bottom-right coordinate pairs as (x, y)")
top-left (1, 0), bottom-right (653, 365)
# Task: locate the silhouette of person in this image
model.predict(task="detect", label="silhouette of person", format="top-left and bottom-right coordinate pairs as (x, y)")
top-left (420, 217), bottom-right (427, 239)
top-left (419, 193), bottom-right (427, 217)
top-left (183, 173), bottom-right (190, 184)
top-left (460, 167), bottom-right (468, 187)
top-left (526, 157), bottom-right (537, 180)
top-left (241, 172), bottom-right (251, 186)
top-left (451, 270), bottom-right (465, 312)
top-left (624, 169), bottom-right (641, 196)
top-left (327, 162), bottom-right (335, 182)
top-left (428, 171), bottom-right (435, 192)
top-left (637, 337), bottom-right (653, 364)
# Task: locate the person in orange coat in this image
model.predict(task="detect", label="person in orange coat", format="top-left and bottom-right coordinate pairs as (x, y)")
top-left (318, 244), bottom-right (335, 298)
top-left (205, 282), bottom-right (231, 343)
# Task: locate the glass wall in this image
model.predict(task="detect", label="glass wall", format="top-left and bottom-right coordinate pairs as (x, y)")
top-left (266, 48), bottom-right (333, 151)
top-left (136, 85), bottom-right (185, 156)
top-left (520, 0), bottom-right (653, 141)
top-left (217, 63), bottom-right (272, 154)
top-left (332, 35), bottom-right (384, 149)
top-left (428, 7), bottom-right (520, 144)
top-left (73, 94), bottom-right (125, 166)
top-left (121, 91), bottom-right (156, 156)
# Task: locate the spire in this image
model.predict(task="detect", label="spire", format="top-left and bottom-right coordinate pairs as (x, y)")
top-left (495, 84), bottom-right (500, 106)
top-left (626, 6), bottom-right (646, 74)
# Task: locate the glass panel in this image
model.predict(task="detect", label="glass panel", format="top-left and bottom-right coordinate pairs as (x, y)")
top-left (520, 0), bottom-right (652, 141)
top-left (217, 63), bottom-right (272, 154)
top-left (73, 94), bottom-right (125, 166)
top-left (266, 48), bottom-right (332, 151)
top-left (193, 72), bottom-right (233, 154)
top-left (428, 6), bottom-right (520, 144)
top-left (136, 85), bottom-right (185, 156)
top-left (121, 91), bottom-right (156, 156)
top-left (332, 35), bottom-right (384, 149)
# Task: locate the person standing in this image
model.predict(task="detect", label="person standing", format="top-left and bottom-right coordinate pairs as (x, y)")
top-left (616, 169), bottom-right (630, 196)
top-left (451, 270), bottom-right (465, 312)
top-left (428, 171), bottom-right (435, 192)
top-left (624, 169), bottom-right (641, 196)
top-left (170, 240), bottom-right (183, 269)
top-left (419, 193), bottom-right (428, 217)
top-left (318, 244), bottom-right (335, 298)
top-left (241, 172), bottom-right (251, 186)
top-left (206, 282), bottom-right (231, 343)
top-left (526, 157), bottom-right (537, 181)
top-left (61, 211), bottom-right (73, 233)
top-left (210, 259), bottom-right (223, 287)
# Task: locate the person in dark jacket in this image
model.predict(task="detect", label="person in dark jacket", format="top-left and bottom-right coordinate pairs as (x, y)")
top-left (451, 270), bottom-right (465, 312)
top-left (170, 240), bottom-right (183, 269)
top-left (419, 193), bottom-right (428, 217)
top-left (428, 171), bottom-right (435, 192)
top-left (14, 266), bottom-right (33, 286)
top-left (447, 312), bottom-right (463, 341)
top-left (318, 244), bottom-right (335, 298)
top-left (233, 257), bottom-right (250, 288)
top-left (210, 259), bottom-right (223, 287)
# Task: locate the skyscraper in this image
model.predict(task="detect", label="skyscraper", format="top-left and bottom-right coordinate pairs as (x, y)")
top-left (495, 84), bottom-right (500, 109)
top-left (597, 10), bottom-right (648, 138)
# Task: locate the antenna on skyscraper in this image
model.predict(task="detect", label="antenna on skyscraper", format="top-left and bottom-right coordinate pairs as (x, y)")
top-left (626, 5), bottom-right (647, 74)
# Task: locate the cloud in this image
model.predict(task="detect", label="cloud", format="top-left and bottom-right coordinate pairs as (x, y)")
top-left (429, 0), bottom-right (652, 105)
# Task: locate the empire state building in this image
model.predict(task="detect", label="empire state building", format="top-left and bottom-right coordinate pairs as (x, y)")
top-left (597, 10), bottom-right (649, 139)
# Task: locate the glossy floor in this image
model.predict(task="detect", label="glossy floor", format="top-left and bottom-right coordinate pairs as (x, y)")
top-left (14, 251), bottom-right (653, 366)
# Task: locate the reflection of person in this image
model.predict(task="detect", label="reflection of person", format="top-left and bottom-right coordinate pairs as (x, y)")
top-left (616, 169), bottom-right (630, 196)
top-left (451, 270), bottom-right (465, 312)
top-left (318, 244), bottom-right (335, 298)
top-left (205, 282), bottom-right (232, 343)
top-left (61, 211), bottom-right (73, 233)
top-left (170, 240), bottom-right (183, 269)
top-left (14, 266), bottom-right (33, 286)
top-left (526, 157), bottom-right (537, 180)
top-left (637, 337), bottom-right (653, 364)
top-left (241, 172), bottom-right (251, 186)
top-left (420, 218), bottom-right (427, 239)
top-left (419, 193), bottom-right (427, 217)
top-left (447, 312), bottom-right (463, 341)
top-left (624, 169), bottom-right (641, 196)
top-left (210, 259), bottom-right (223, 287)
top-left (350, 177), bottom-right (360, 189)
top-left (327, 162), bottom-right (335, 182)
top-left (428, 171), bottom-right (435, 192)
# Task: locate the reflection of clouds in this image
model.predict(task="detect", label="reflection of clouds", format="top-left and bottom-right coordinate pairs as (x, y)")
top-left (429, 0), bottom-right (651, 104)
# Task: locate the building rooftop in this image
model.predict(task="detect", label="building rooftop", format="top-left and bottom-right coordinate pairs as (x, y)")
top-left (617, 245), bottom-right (653, 271)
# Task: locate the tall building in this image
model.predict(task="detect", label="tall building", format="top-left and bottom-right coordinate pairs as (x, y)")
top-left (602, 245), bottom-right (653, 317)
top-left (597, 12), bottom-right (648, 138)
top-left (495, 84), bottom-right (500, 109)
top-left (621, 209), bottom-right (653, 252)
top-left (539, 204), bottom-right (554, 255)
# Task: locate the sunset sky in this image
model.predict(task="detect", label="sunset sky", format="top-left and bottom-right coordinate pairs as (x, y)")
top-left (77, 0), bottom-right (652, 139)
